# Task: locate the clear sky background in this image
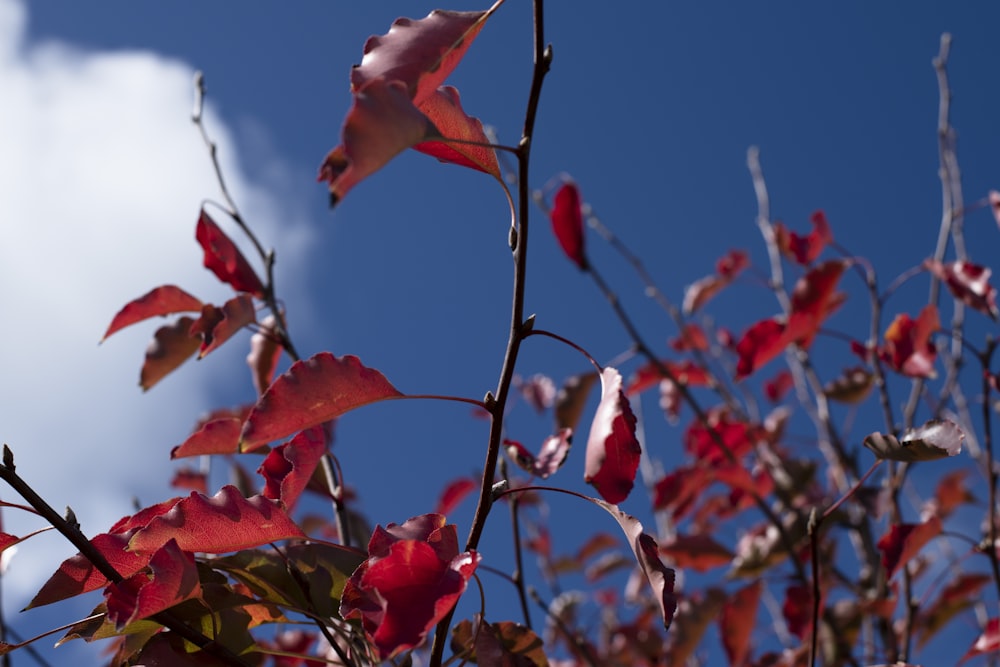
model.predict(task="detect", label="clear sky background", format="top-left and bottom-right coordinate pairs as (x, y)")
top-left (3, 0), bottom-right (1000, 663)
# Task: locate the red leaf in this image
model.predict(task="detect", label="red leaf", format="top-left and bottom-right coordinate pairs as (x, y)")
top-left (683, 250), bottom-right (749, 314)
top-left (719, 581), bottom-right (763, 666)
top-left (925, 258), bottom-right (999, 320)
top-left (247, 314), bottom-right (284, 396)
top-left (241, 353), bottom-right (403, 451)
top-left (670, 323), bottom-right (709, 352)
top-left (786, 259), bottom-right (846, 348)
top-left (584, 368), bottom-right (641, 504)
top-left (101, 285), bottom-right (203, 341)
top-left (319, 78), bottom-right (438, 205)
top-left (340, 515), bottom-right (479, 658)
top-left (127, 485), bottom-right (305, 554)
top-left (28, 532), bottom-right (150, 609)
top-left (189, 295), bottom-right (256, 358)
top-left (169, 468), bottom-right (207, 495)
top-left (434, 477), bottom-right (477, 516)
top-left (105, 539), bottom-right (200, 629)
top-left (717, 249), bottom-right (749, 278)
top-left (258, 426), bottom-right (328, 510)
top-left (685, 409), bottom-right (758, 464)
top-left (735, 318), bottom-right (789, 380)
top-left (590, 499), bottom-right (677, 631)
top-left (764, 370), bottom-right (794, 402)
top-left (626, 359), bottom-right (710, 395)
top-left (505, 428), bottom-right (572, 479)
top-left (877, 516), bottom-right (942, 579)
top-left (550, 182), bottom-right (587, 270)
top-left (783, 584), bottom-right (815, 640)
top-left (140, 316), bottom-right (201, 391)
top-left (351, 8), bottom-right (499, 107)
top-left (413, 86), bottom-right (500, 178)
top-left (918, 573), bottom-right (991, 648)
top-left (195, 211), bottom-right (265, 298)
top-left (925, 469), bottom-right (977, 519)
top-left (774, 210), bottom-right (833, 265)
top-left (659, 534), bottom-right (734, 572)
top-left (880, 304), bottom-right (939, 378)
top-left (171, 417), bottom-right (242, 459)
top-left (962, 618), bottom-right (1000, 664)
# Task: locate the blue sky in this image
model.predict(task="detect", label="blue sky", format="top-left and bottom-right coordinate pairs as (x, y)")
top-left (4, 0), bottom-right (1000, 663)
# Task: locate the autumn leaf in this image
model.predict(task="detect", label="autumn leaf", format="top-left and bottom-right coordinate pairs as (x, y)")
top-left (340, 514), bottom-right (479, 659)
top-left (102, 285), bottom-right (203, 341)
top-left (877, 516), bottom-right (942, 579)
top-left (105, 539), bottom-right (201, 630)
top-left (241, 352), bottom-right (403, 451)
top-left (258, 426), bottom-right (328, 510)
top-left (554, 371), bottom-right (599, 433)
top-left (584, 368), bottom-right (641, 504)
top-left (683, 249), bottom-right (749, 315)
top-left (659, 534), bottom-right (734, 572)
top-left (550, 181), bottom-right (587, 269)
top-left (190, 295), bottom-right (256, 358)
top-left (171, 417), bottom-right (242, 459)
top-left (127, 486), bottom-right (305, 554)
top-left (735, 318), bottom-right (788, 380)
top-left (414, 86), bottom-right (500, 178)
top-left (140, 316), bottom-right (201, 391)
top-left (626, 359), bottom-right (710, 396)
top-left (246, 314), bottom-right (283, 396)
top-left (823, 366), bottom-right (874, 404)
top-left (505, 428), bottom-right (572, 479)
top-left (774, 210), bottom-right (833, 265)
top-left (962, 618), bottom-right (1000, 664)
top-left (880, 304), bottom-right (939, 378)
top-left (719, 581), bottom-right (763, 666)
top-left (195, 211), bottom-right (265, 298)
top-left (918, 573), bottom-right (991, 648)
top-left (925, 258), bottom-right (999, 320)
top-left (319, 77), bottom-right (439, 204)
top-left (863, 419), bottom-right (964, 462)
top-left (434, 477), bottom-right (477, 517)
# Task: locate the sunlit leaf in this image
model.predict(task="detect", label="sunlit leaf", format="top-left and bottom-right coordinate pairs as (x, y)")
top-left (246, 314), bottom-right (283, 397)
top-left (626, 359), bottom-right (710, 396)
top-left (506, 428), bottom-right (572, 479)
top-left (925, 258), bottom-right (999, 320)
top-left (585, 368), bottom-right (641, 504)
top-left (774, 210), bottom-right (833, 265)
top-left (102, 285), bottom-right (203, 341)
top-left (195, 211), bottom-right (265, 298)
top-left (414, 86), bottom-right (500, 178)
top-left (171, 417), bottom-right (242, 459)
top-left (683, 250), bottom-right (749, 314)
top-left (241, 352), bottom-right (403, 451)
top-left (434, 477), bottom-right (477, 517)
top-left (961, 617), bottom-right (1000, 664)
top-left (880, 304), bottom-right (939, 378)
top-left (128, 486), bottom-right (305, 554)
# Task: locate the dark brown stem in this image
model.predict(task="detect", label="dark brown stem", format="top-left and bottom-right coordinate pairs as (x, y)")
top-left (428, 3), bottom-right (550, 664)
top-left (0, 446), bottom-right (252, 666)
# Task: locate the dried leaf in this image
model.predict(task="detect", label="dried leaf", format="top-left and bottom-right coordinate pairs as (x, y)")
top-left (863, 419), bottom-right (963, 462)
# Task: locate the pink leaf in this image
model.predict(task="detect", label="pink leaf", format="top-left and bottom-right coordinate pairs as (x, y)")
top-left (127, 486), bottom-right (305, 554)
top-left (102, 285), bottom-right (203, 341)
top-left (241, 352), bottom-right (403, 451)
top-left (584, 368), bottom-right (641, 504)
top-left (505, 428), bottom-right (572, 479)
top-left (414, 86), bottom-right (500, 178)
top-left (925, 258), bottom-right (999, 320)
top-left (963, 618), bottom-right (1000, 664)
top-left (351, 8), bottom-right (499, 106)
top-left (258, 426), bottom-right (328, 510)
top-left (195, 211), bottom-right (265, 298)
top-left (550, 182), bottom-right (587, 270)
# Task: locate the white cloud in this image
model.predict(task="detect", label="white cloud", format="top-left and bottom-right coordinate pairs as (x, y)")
top-left (0, 0), bottom-right (313, 651)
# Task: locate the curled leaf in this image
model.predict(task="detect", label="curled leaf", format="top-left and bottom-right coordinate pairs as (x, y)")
top-left (880, 304), bottom-right (939, 378)
top-left (863, 419), bottom-right (963, 462)
top-left (247, 314), bottom-right (283, 397)
top-left (195, 211), bottom-right (265, 298)
top-left (190, 295), bottom-right (256, 358)
top-left (140, 316), bottom-right (200, 391)
top-left (550, 182), bottom-right (587, 269)
top-left (584, 368), bottom-right (641, 504)
top-left (925, 259), bottom-right (999, 320)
